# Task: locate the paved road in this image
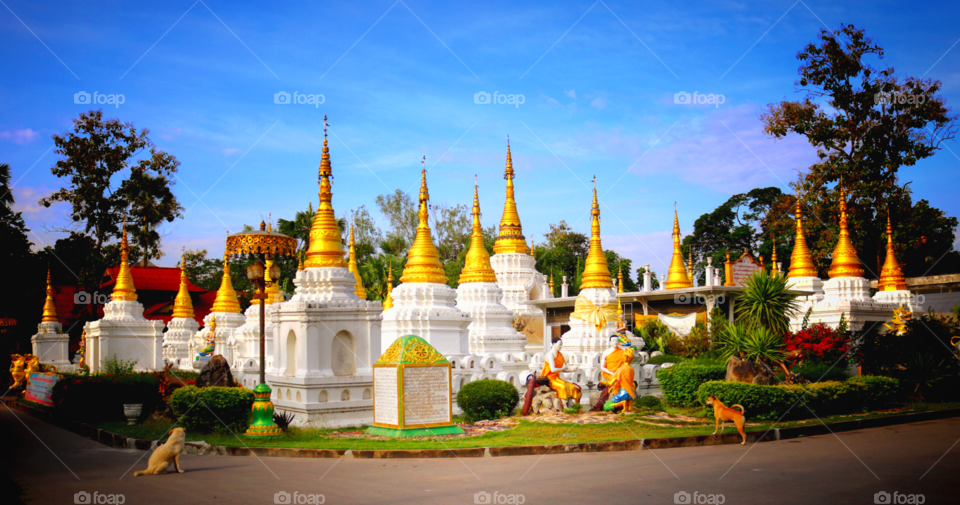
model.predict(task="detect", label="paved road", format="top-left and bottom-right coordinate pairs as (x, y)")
top-left (1, 407), bottom-right (958, 505)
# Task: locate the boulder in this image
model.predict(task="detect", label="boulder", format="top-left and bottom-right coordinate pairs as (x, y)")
top-left (725, 356), bottom-right (776, 385)
top-left (195, 355), bottom-right (236, 388)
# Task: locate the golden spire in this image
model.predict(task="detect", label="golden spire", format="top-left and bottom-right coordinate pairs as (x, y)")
top-left (172, 251), bottom-right (195, 319)
top-left (724, 252), bottom-right (735, 286)
top-left (347, 223), bottom-right (367, 299)
top-left (460, 180), bottom-right (498, 283)
top-left (878, 212), bottom-right (907, 291)
top-left (828, 178), bottom-right (865, 279)
top-left (549, 272), bottom-right (555, 296)
top-left (297, 251), bottom-right (305, 271)
top-left (305, 116), bottom-right (348, 269)
top-left (212, 255), bottom-right (242, 313)
top-left (616, 264), bottom-right (624, 317)
top-left (400, 158), bottom-right (449, 284)
top-left (264, 256), bottom-right (283, 304)
top-left (111, 223), bottom-right (138, 301)
top-left (788, 191), bottom-right (817, 278)
top-left (41, 268), bottom-right (58, 323)
top-left (383, 264), bottom-right (394, 310)
top-left (665, 206), bottom-right (693, 289)
top-left (580, 181), bottom-right (613, 289)
top-left (493, 137), bottom-right (529, 255)
top-left (530, 240), bottom-right (536, 259)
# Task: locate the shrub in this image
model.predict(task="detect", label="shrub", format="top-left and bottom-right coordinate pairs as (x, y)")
top-left (51, 372), bottom-right (161, 423)
top-left (657, 364), bottom-right (726, 406)
top-left (648, 354), bottom-right (685, 366)
top-left (104, 355), bottom-right (138, 376)
top-left (791, 362), bottom-right (849, 383)
top-left (636, 395), bottom-right (662, 411)
top-left (697, 381), bottom-right (802, 421)
top-left (847, 375), bottom-right (900, 410)
top-left (784, 323), bottom-right (850, 364)
top-left (456, 379), bottom-right (519, 422)
top-left (169, 386), bottom-right (255, 433)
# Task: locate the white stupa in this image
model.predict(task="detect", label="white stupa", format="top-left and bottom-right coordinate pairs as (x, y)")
top-left (31, 269), bottom-right (73, 371)
top-left (164, 253), bottom-right (199, 370)
top-left (190, 256), bottom-right (246, 368)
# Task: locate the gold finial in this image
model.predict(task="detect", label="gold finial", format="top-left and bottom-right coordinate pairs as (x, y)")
top-left (828, 177), bottom-right (865, 278)
top-left (665, 208), bottom-right (693, 289)
top-left (460, 182), bottom-right (498, 283)
top-left (172, 250), bottom-right (195, 319)
top-left (616, 264), bottom-right (624, 317)
top-left (878, 211), bottom-right (907, 291)
top-left (493, 137), bottom-right (529, 255)
top-left (211, 255), bottom-right (242, 313)
top-left (111, 222), bottom-right (138, 301)
top-left (264, 256), bottom-right (283, 304)
top-left (41, 267), bottom-right (58, 323)
top-left (383, 263), bottom-right (395, 310)
top-left (348, 223), bottom-right (367, 299)
top-left (724, 252), bottom-right (735, 286)
top-left (305, 116), bottom-right (348, 269)
top-left (788, 190), bottom-right (818, 278)
top-left (580, 184), bottom-right (614, 289)
top-left (400, 159), bottom-right (449, 284)
top-left (297, 250), bottom-right (305, 271)
top-left (549, 271), bottom-right (555, 295)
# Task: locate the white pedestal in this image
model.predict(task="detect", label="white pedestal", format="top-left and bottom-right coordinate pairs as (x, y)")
top-left (164, 317), bottom-right (198, 370)
top-left (84, 300), bottom-right (164, 373)
top-left (381, 282), bottom-right (471, 356)
top-left (456, 282), bottom-right (526, 357)
top-left (31, 322), bottom-right (73, 371)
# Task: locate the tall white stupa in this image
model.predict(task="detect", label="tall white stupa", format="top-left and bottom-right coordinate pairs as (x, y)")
top-left (164, 252), bottom-right (199, 370)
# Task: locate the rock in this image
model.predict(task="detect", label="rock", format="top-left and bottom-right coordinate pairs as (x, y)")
top-left (194, 355), bottom-right (236, 388)
top-left (725, 356), bottom-right (776, 385)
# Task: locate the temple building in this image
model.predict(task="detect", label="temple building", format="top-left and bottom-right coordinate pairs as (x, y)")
top-left (268, 118), bottom-right (382, 427)
top-left (83, 227), bottom-right (165, 373)
top-left (489, 140), bottom-right (549, 352)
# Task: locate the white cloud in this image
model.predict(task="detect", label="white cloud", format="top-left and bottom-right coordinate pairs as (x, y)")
top-left (589, 97), bottom-right (607, 109)
top-left (564, 89), bottom-right (576, 100)
top-left (221, 147), bottom-right (243, 156)
top-left (0, 128), bottom-right (40, 144)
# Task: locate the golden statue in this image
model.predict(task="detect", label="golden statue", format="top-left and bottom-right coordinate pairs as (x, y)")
top-left (602, 347), bottom-right (637, 413)
top-left (77, 330), bottom-right (90, 376)
top-left (9, 354), bottom-right (27, 389)
top-left (884, 306), bottom-right (912, 336)
top-left (540, 340), bottom-right (582, 402)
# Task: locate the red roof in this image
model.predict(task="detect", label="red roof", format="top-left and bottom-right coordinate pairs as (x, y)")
top-left (101, 266), bottom-right (206, 293)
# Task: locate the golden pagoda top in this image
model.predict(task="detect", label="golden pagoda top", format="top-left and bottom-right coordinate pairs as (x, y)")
top-left (383, 264), bottom-right (395, 310)
top-left (580, 181), bottom-right (614, 289)
top-left (347, 223), bottom-right (367, 299)
top-left (41, 268), bottom-right (58, 323)
top-left (400, 158), bottom-right (449, 284)
top-left (111, 223), bottom-right (138, 302)
top-left (493, 137), bottom-right (529, 255)
top-left (665, 206), bottom-right (693, 289)
top-left (264, 257), bottom-right (283, 304)
top-left (788, 191), bottom-right (818, 278)
top-left (828, 178), bottom-right (865, 279)
top-left (549, 272), bottom-right (555, 296)
top-left (172, 251), bottom-right (195, 319)
top-left (616, 265), bottom-right (624, 317)
top-left (460, 181), bottom-right (498, 283)
top-left (305, 116), bottom-right (348, 269)
top-left (211, 255), bottom-right (242, 313)
top-left (878, 212), bottom-right (907, 291)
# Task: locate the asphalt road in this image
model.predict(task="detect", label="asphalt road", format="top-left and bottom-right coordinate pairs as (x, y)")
top-left (1, 407), bottom-right (957, 505)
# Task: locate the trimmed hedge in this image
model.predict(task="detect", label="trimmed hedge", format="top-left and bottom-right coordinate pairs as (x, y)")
top-left (51, 373), bottom-right (161, 423)
top-left (696, 376), bottom-right (900, 421)
top-left (636, 395), bottom-right (663, 411)
top-left (456, 379), bottom-right (519, 422)
top-left (169, 386), bottom-right (255, 433)
top-left (657, 364), bottom-right (726, 406)
top-left (648, 354), bottom-right (685, 366)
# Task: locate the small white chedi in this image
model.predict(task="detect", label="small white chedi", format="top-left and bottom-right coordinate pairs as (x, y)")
top-left (31, 269), bottom-right (74, 371)
top-left (231, 255), bottom-right (283, 387)
top-left (164, 254), bottom-right (198, 370)
top-left (188, 256), bottom-right (246, 369)
top-left (83, 227), bottom-right (164, 373)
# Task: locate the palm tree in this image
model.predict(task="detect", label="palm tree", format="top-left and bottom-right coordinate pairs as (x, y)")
top-left (0, 163), bottom-right (14, 209)
top-left (735, 270), bottom-right (800, 335)
top-left (359, 255), bottom-right (405, 301)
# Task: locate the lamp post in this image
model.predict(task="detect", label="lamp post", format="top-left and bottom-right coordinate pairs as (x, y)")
top-left (226, 221), bottom-right (297, 438)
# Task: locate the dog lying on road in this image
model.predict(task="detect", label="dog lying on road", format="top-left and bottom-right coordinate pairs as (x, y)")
top-left (705, 395), bottom-right (747, 445)
top-left (134, 427), bottom-right (186, 476)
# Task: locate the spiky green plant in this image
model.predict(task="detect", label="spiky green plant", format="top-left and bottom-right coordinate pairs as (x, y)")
top-left (735, 270), bottom-right (800, 335)
top-left (717, 323), bottom-right (785, 365)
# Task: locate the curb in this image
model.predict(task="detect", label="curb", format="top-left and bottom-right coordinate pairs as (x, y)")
top-left (4, 398), bottom-right (958, 459)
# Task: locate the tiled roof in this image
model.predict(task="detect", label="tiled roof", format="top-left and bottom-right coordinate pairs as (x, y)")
top-left (101, 266), bottom-right (206, 293)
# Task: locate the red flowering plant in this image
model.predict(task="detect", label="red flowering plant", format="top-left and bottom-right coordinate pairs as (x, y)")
top-left (784, 322), bottom-right (850, 365)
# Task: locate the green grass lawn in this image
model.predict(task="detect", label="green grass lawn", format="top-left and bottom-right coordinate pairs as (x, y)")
top-left (90, 402), bottom-right (960, 451)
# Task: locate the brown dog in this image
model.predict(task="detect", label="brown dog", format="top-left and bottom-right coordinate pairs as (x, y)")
top-left (134, 428), bottom-right (186, 476)
top-left (706, 395), bottom-right (747, 445)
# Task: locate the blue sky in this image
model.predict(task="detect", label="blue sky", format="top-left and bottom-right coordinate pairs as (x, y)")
top-left (3, 0), bottom-right (959, 277)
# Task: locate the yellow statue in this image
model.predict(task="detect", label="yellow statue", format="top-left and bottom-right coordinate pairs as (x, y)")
top-left (199, 318), bottom-right (217, 357)
top-left (884, 306), bottom-right (912, 336)
top-left (603, 347), bottom-right (637, 413)
top-left (600, 329), bottom-right (634, 388)
top-left (10, 354), bottom-right (27, 389)
top-left (77, 330), bottom-right (90, 376)
top-left (540, 340), bottom-right (581, 403)
top-left (24, 354), bottom-right (40, 375)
